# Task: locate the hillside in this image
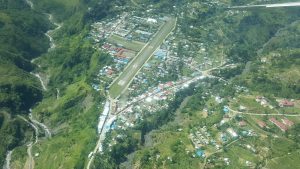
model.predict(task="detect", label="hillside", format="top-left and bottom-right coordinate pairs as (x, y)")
top-left (87, 0), bottom-right (300, 169)
top-left (3, 0), bottom-right (130, 168)
top-left (0, 0), bottom-right (51, 166)
top-left (1, 0), bottom-right (299, 169)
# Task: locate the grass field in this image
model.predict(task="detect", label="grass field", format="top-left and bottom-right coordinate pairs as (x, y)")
top-left (109, 17), bottom-right (176, 99)
top-left (107, 34), bottom-right (145, 52)
top-left (266, 151), bottom-right (300, 169)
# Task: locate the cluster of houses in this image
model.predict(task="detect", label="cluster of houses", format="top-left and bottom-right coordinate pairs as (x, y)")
top-left (89, 14), bottom-right (164, 89)
top-left (269, 117), bottom-right (294, 132)
top-left (190, 126), bottom-right (213, 149)
top-left (277, 99), bottom-right (295, 107)
top-left (255, 117), bottom-right (294, 132)
top-left (115, 15), bottom-right (162, 43)
top-left (90, 13), bottom-right (129, 41)
top-left (90, 12), bottom-right (162, 45)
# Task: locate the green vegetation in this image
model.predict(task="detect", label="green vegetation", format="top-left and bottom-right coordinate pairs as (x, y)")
top-left (98, 1), bottom-right (300, 169)
top-left (108, 34), bottom-right (145, 52)
top-left (1, 0), bottom-right (300, 168)
top-left (0, 0), bottom-right (51, 165)
top-left (1, 0), bottom-right (130, 167)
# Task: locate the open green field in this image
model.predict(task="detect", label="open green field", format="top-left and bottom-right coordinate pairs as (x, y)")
top-left (266, 151), bottom-right (300, 169)
top-left (109, 17), bottom-right (176, 99)
top-left (107, 34), bottom-right (145, 52)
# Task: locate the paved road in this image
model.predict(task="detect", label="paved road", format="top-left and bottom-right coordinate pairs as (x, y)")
top-left (86, 99), bottom-right (114, 169)
top-left (109, 17), bottom-right (177, 99)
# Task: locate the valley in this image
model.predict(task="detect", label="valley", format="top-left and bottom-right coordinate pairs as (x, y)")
top-left (1, 0), bottom-right (300, 169)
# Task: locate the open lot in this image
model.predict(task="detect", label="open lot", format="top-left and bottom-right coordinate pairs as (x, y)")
top-left (109, 17), bottom-right (176, 99)
top-left (107, 34), bottom-right (145, 52)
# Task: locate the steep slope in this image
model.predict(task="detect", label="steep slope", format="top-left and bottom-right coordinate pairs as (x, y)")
top-left (0, 0), bottom-right (52, 166)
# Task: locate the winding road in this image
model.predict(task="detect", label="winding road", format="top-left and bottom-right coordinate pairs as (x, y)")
top-left (45, 14), bottom-right (62, 51)
top-left (29, 113), bottom-right (52, 138)
top-left (30, 13), bottom-right (62, 91)
top-left (3, 1), bottom-right (58, 169)
top-left (2, 151), bottom-right (13, 169)
top-left (17, 115), bottom-right (39, 169)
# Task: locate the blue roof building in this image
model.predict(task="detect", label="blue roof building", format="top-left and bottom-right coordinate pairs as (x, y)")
top-left (196, 149), bottom-right (205, 157)
top-left (154, 49), bottom-right (167, 60)
top-left (223, 106), bottom-right (229, 113)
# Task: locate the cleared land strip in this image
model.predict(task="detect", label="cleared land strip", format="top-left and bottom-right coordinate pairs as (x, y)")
top-left (109, 17), bottom-right (177, 99)
top-left (107, 34), bottom-right (145, 52)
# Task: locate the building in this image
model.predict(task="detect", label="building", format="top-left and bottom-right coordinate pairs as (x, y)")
top-left (256, 120), bottom-right (266, 128)
top-left (279, 99), bottom-right (294, 107)
top-left (147, 18), bottom-right (158, 24)
top-left (269, 118), bottom-right (288, 132)
top-left (195, 149), bottom-right (205, 157)
top-left (227, 128), bottom-right (238, 138)
top-left (223, 106), bottom-right (229, 113)
top-left (239, 121), bottom-right (247, 127)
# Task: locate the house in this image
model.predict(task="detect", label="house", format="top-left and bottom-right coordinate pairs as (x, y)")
top-left (195, 149), bottom-right (205, 157)
top-left (256, 120), bottom-right (266, 128)
top-left (114, 49), bottom-right (127, 58)
top-left (239, 105), bottom-right (247, 111)
top-left (107, 69), bottom-right (114, 75)
top-left (154, 49), bottom-right (167, 60)
top-left (239, 121), bottom-right (247, 127)
top-left (256, 96), bottom-right (268, 107)
top-left (281, 118), bottom-right (294, 127)
top-left (223, 106), bottom-right (229, 113)
top-left (269, 118), bottom-right (288, 132)
top-left (220, 133), bottom-right (228, 142)
top-left (279, 99), bottom-right (294, 107)
top-left (147, 18), bottom-right (157, 24)
top-left (227, 128), bottom-right (238, 138)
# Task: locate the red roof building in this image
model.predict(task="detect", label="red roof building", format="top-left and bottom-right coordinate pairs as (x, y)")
top-left (256, 120), bottom-right (266, 128)
top-left (114, 49), bottom-right (127, 58)
top-left (269, 118), bottom-right (288, 132)
top-left (103, 44), bottom-right (111, 50)
top-left (279, 100), bottom-right (294, 107)
top-left (239, 121), bottom-right (247, 127)
top-left (166, 81), bottom-right (173, 87)
top-left (107, 69), bottom-right (114, 75)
